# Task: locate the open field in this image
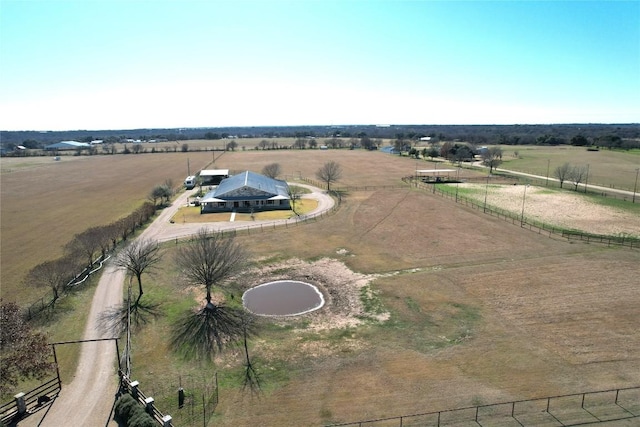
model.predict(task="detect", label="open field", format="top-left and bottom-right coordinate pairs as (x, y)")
top-left (133, 185), bottom-right (639, 426)
top-left (442, 183), bottom-right (640, 237)
top-left (493, 145), bottom-right (640, 191)
top-left (0, 152), bottom-right (216, 304)
top-left (0, 148), bottom-right (451, 304)
top-left (2, 148), bottom-right (639, 426)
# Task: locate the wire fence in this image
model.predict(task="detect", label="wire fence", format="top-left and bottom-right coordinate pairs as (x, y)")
top-left (326, 386), bottom-right (640, 427)
top-left (0, 377), bottom-right (61, 425)
top-left (489, 164), bottom-right (638, 196)
top-left (119, 372), bottom-right (175, 426)
top-left (407, 177), bottom-right (640, 249)
top-left (22, 253), bottom-right (112, 321)
top-left (128, 373), bottom-right (219, 427)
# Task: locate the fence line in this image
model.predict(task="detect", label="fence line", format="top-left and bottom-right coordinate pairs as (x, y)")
top-left (407, 177), bottom-right (640, 249)
top-left (0, 377), bottom-right (61, 425)
top-left (326, 385), bottom-right (640, 427)
top-left (490, 165), bottom-right (638, 195)
top-left (22, 253), bottom-right (111, 321)
top-left (119, 371), bottom-right (174, 427)
top-left (141, 373), bottom-right (220, 427)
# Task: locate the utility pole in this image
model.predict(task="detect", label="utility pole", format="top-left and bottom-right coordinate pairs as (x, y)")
top-left (483, 174), bottom-right (490, 213)
top-left (634, 168), bottom-right (639, 203)
top-left (584, 164), bottom-right (589, 193)
top-left (546, 159), bottom-right (550, 186)
top-left (520, 183), bottom-right (529, 226)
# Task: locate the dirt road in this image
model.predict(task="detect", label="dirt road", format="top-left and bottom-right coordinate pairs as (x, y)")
top-left (19, 184), bottom-right (333, 426)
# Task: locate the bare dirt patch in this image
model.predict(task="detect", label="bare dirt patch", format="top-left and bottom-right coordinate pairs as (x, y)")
top-left (237, 258), bottom-right (389, 331)
top-left (460, 183), bottom-right (640, 237)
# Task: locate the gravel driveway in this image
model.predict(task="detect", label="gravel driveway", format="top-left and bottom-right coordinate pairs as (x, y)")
top-left (18, 184), bottom-right (333, 427)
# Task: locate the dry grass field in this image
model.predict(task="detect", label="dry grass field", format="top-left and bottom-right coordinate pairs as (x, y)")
top-left (1, 147), bottom-right (639, 426)
top-left (135, 184), bottom-right (639, 426)
top-left (0, 152), bottom-right (215, 304)
top-left (0, 147), bottom-right (434, 304)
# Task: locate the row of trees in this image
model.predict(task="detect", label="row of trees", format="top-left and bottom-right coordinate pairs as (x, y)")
top-left (5, 123), bottom-right (638, 147)
top-left (0, 180), bottom-right (177, 398)
top-left (25, 201), bottom-right (158, 310)
top-left (23, 179), bottom-right (174, 312)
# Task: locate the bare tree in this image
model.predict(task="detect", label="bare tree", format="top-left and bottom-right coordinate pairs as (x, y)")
top-left (316, 160), bottom-right (343, 192)
top-left (171, 228), bottom-right (249, 359)
top-left (258, 139), bottom-right (270, 150)
top-left (570, 165), bottom-right (588, 191)
top-left (287, 184), bottom-right (302, 215)
top-left (149, 184), bottom-right (172, 206)
top-left (113, 239), bottom-right (163, 305)
top-left (240, 314), bottom-right (261, 394)
top-left (65, 227), bottom-right (103, 268)
top-left (262, 163), bottom-right (282, 179)
top-left (481, 146), bottom-right (503, 173)
top-left (26, 256), bottom-right (79, 306)
top-left (554, 162), bottom-right (572, 189)
top-left (175, 228), bottom-right (246, 306)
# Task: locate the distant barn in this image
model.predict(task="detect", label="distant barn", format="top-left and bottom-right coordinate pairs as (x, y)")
top-left (44, 141), bottom-right (91, 150)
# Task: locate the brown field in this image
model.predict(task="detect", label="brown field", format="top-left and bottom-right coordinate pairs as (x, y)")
top-left (2, 148), bottom-right (639, 426)
top-left (0, 148), bottom-right (441, 304)
top-left (136, 184), bottom-right (639, 426)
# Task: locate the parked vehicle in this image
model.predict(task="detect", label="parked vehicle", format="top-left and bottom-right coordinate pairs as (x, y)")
top-left (184, 175), bottom-right (197, 189)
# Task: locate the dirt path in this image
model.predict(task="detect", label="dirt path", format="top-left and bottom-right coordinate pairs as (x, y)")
top-left (18, 184), bottom-right (333, 427)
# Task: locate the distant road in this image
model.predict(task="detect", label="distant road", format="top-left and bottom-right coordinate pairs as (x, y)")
top-left (472, 162), bottom-right (637, 200)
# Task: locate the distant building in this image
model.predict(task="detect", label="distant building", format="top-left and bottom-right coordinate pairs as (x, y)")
top-left (44, 141), bottom-right (91, 150)
top-left (200, 171), bottom-right (290, 213)
top-left (199, 169), bottom-right (230, 185)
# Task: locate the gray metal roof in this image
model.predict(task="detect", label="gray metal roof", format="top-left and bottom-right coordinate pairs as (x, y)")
top-left (44, 141), bottom-right (91, 149)
top-left (201, 171), bottom-right (289, 202)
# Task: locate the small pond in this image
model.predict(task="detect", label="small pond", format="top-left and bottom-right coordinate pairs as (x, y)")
top-left (242, 280), bottom-right (325, 316)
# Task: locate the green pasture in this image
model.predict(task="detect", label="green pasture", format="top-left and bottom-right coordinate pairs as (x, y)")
top-left (495, 145), bottom-right (640, 191)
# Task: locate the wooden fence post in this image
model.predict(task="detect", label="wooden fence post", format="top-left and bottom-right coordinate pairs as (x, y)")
top-left (144, 396), bottom-right (154, 414)
top-left (14, 392), bottom-right (26, 417)
top-left (131, 381), bottom-right (140, 399)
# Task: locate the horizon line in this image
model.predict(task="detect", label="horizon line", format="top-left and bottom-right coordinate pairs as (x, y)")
top-left (2, 122), bottom-right (639, 133)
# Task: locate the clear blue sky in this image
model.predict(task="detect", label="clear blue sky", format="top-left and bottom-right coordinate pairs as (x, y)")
top-left (1, 0), bottom-right (638, 131)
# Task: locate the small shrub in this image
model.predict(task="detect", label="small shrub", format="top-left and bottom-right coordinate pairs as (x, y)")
top-left (114, 393), bottom-right (138, 423)
top-left (129, 409), bottom-right (156, 427)
top-left (114, 393), bottom-right (155, 426)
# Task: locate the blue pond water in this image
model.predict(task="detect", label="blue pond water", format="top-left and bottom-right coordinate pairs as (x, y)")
top-left (242, 280), bottom-right (325, 316)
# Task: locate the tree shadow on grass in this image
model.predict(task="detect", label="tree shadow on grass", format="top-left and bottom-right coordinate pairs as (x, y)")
top-left (170, 304), bottom-right (257, 362)
top-left (99, 297), bottom-right (162, 336)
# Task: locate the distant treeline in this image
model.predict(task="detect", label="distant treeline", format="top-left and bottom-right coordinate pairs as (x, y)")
top-left (1, 123), bottom-right (639, 150)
